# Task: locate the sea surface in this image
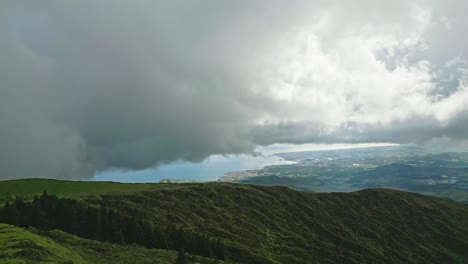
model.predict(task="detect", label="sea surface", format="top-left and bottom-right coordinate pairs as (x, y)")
top-left (92, 154), bottom-right (294, 183)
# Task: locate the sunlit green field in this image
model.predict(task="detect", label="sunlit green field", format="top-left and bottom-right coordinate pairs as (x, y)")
top-left (0, 223), bottom-right (224, 264)
top-left (0, 179), bottom-right (160, 204)
top-left (0, 223), bottom-right (86, 263)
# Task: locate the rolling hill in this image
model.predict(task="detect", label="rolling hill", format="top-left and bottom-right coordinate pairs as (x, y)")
top-left (0, 223), bottom-right (224, 264)
top-left (0, 178), bottom-right (158, 205)
top-left (1, 179), bottom-right (468, 263)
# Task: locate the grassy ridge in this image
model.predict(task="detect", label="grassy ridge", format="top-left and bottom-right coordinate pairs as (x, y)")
top-left (0, 179), bottom-right (158, 204)
top-left (1, 179), bottom-right (468, 263)
top-left (90, 183), bottom-right (468, 264)
top-left (0, 223), bottom-right (226, 264)
top-left (0, 223), bottom-right (85, 263)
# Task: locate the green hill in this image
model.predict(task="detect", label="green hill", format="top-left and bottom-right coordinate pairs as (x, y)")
top-left (88, 183), bottom-right (468, 264)
top-left (0, 223), bottom-right (225, 264)
top-left (1, 179), bottom-right (468, 263)
top-left (0, 178), bottom-right (158, 205)
top-left (0, 223), bottom-right (85, 263)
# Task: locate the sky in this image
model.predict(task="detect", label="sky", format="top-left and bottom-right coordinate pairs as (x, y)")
top-left (1, 1), bottom-right (468, 180)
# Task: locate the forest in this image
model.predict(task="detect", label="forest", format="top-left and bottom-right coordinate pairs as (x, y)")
top-left (0, 192), bottom-right (225, 261)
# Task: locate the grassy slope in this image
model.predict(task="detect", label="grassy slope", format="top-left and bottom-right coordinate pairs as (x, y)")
top-left (0, 224), bottom-right (226, 264)
top-left (1, 179), bottom-right (468, 263)
top-left (91, 183), bottom-right (468, 264)
top-left (0, 179), bottom-right (159, 204)
top-left (0, 223), bottom-right (85, 264)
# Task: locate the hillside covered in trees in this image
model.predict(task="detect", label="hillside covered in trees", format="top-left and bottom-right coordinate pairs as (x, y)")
top-left (1, 179), bottom-right (468, 263)
top-left (0, 193), bottom-right (225, 260)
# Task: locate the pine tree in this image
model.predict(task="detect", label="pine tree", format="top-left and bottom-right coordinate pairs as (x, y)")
top-left (175, 248), bottom-right (188, 264)
top-left (125, 216), bottom-right (138, 244)
top-left (214, 239), bottom-right (226, 260)
top-left (154, 227), bottom-right (169, 249)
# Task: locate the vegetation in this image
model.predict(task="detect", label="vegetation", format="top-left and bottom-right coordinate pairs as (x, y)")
top-left (0, 178), bottom-right (158, 205)
top-left (0, 223), bottom-right (225, 264)
top-left (223, 146), bottom-right (468, 203)
top-left (89, 182), bottom-right (468, 264)
top-left (0, 193), bottom-right (225, 261)
top-left (1, 179), bottom-right (468, 263)
top-left (0, 223), bottom-right (85, 263)
top-left (175, 249), bottom-right (187, 264)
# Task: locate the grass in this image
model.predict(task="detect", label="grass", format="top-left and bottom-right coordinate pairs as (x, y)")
top-left (1, 179), bottom-right (468, 263)
top-left (0, 224), bottom-right (227, 264)
top-left (0, 179), bottom-right (160, 204)
top-left (89, 183), bottom-right (468, 264)
top-left (0, 223), bottom-right (85, 263)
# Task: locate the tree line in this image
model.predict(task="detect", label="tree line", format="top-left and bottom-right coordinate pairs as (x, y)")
top-left (0, 192), bottom-right (225, 260)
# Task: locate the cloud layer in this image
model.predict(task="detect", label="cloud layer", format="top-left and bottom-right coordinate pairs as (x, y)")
top-left (1, 0), bottom-right (467, 179)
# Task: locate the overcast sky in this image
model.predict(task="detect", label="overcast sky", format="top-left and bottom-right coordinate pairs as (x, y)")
top-left (1, 1), bottom-right (467, 180)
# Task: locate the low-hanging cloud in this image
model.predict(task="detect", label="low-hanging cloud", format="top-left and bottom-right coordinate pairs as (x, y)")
top-left (1, 0), bottom-right (467, 179)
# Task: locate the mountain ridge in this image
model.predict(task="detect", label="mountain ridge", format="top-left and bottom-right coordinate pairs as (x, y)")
top-left (1, 179), bottom-right (468, 263)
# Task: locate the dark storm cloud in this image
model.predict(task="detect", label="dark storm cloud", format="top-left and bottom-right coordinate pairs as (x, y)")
top-left (2, 0), bottom-right (285, 179)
